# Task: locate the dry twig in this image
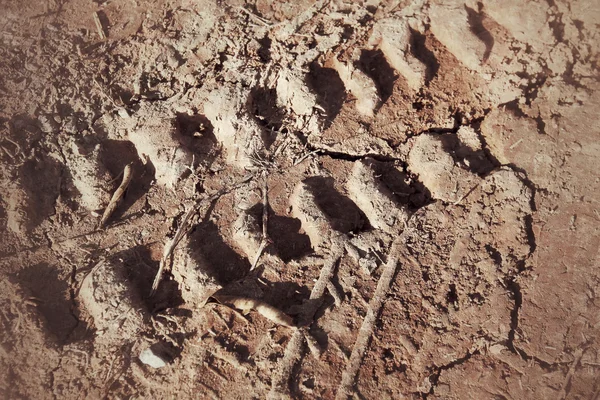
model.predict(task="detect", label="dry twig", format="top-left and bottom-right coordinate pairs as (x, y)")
top-left (236, 6), bottom-right (272, 26)
top-left (558, 346), bottom-right (587, 400)
top-left (335, 234), bottom-right (418, 400)
top-left (293, 149), bottom-right (322, 166)
top-left (100, 163), bottom-right (133, 227)
top-left (303, 329), bottom-right (323, 359)
top-left (92, 12), bottom-right (106, 40)
top-left (326, 280), bottom-right (344, 307)
top-left (268, 244), bottom-right (344, 398)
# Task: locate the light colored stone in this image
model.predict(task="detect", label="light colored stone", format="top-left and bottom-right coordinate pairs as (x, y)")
top-left (139, 347), bottom-right (167, 368)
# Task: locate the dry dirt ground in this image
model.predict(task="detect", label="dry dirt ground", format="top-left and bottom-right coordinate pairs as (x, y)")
top-left (1, 0), bottom-right (599, 399)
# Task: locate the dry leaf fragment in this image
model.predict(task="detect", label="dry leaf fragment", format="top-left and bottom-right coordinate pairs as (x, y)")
top-left (213, 295), bottom-right (295, 328)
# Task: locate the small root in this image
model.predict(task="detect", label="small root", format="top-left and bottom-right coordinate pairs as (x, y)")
top-left (100, 163), bottom-right (133, 228)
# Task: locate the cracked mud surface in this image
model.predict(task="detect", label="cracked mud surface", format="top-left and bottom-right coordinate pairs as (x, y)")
top-left (1, 0), bottom-right (599, 399)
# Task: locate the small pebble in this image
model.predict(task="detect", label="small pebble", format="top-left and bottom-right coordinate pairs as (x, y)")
top-left (139, 348), bottom-right (168, 368)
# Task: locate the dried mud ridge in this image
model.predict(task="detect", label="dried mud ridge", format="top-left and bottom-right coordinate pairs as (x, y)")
top-left (1, 0), bottom-right (598, 399)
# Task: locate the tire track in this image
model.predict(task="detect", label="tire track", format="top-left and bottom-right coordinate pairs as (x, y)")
top-left (268, 241), bottom-right (344, 399)
top-left (334, 237), bottom-right (409, 399)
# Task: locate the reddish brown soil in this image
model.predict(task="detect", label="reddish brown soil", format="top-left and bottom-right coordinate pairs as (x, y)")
top-left (1, 1), bottom-right (598, 399)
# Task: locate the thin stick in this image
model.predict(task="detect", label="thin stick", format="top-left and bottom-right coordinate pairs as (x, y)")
top-left (452, 181), bottom-right (481, 206)
top-left (151, 202), bottom-right (201, 294)
top-left (293, 149), bottom-right (321, 166)
top-left (103, 355), bottom-right (116, 383)
top-left (558, 346), bottom-right (587, 400)
top-left (100, 163), bottom-right (133, 227)
top-left (4, 137), bottom-right (21, 154)
top-left (335, 237), bottom-right (417, 400)
top-left (151, 174), bottom-right (255, 295)
top-left (0, 146), bottom-right (14, 159)
top-left (251, 171), bottom-right (270, 271)
top-left (509, 138), bottom-right (524, 150)
top-left (303, 329), bottom-right (323, 359)
top-left (236, 6), bottom-right (271, 26)
top-left (92, 12), bottom-right (106, 40)
top-left (106, 169), bottom-right (124, 185)
top-left (326, 280), bottom-right (344, 307)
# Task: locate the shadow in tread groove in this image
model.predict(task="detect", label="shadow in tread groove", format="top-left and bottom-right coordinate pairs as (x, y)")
top-left (245, 203), bottom-right (312, 262)
top-left (249, 86), bottom-right (285, 148)
top-left (437, 133), bottom-right (496, 176)
top-left (188, 221), bottom-right (252, 285)
top-left (306, 62), bottom-right (346, 129)
top-left (304, 176), bottom-right (367, 234)
top-left (465, 3), bottom-right (495, 63)
top-left (366, 160), bottom-right (433, 209)
top-left (358, 49), bottom-right (397, 106)
top-left (175, 112), bottom-right (218, 157)
top-left (409, 28), bottom-right (440, 84)
top-left (112, 245), bottom-right (185, 313)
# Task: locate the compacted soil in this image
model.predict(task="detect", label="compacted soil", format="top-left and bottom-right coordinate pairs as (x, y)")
top-left (0, 0), bottom-right (599, 398)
